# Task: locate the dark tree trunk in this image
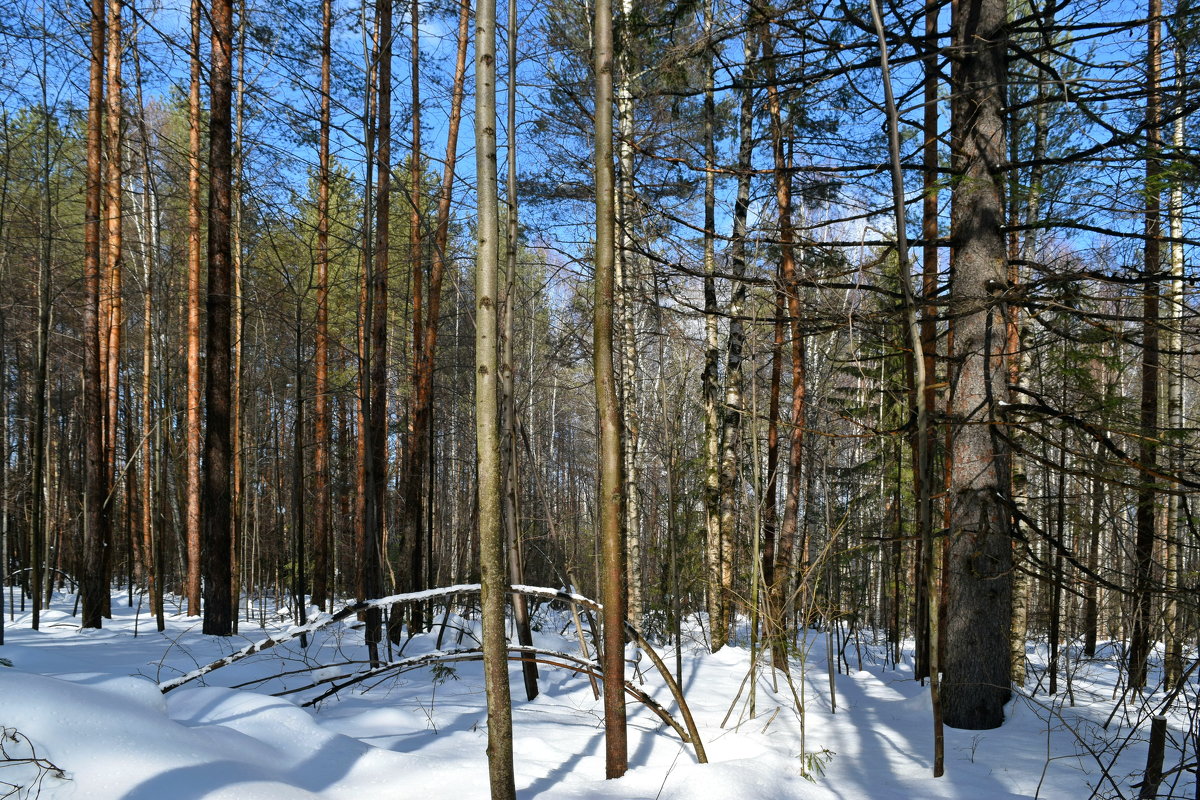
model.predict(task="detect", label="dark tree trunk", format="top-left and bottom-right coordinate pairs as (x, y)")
top-left (81, 0), bottom-right (110, 630)
top-left (202, 0), bottom-right (235, 637)
top-left (1128, 0), bottom-right (1162, 692)
top-left (312, 0), bottom-right (332, 612)
top-left (941, 0), bottom-right (1013, 730)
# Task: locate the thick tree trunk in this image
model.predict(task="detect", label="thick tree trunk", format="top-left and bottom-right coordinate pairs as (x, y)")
top-left (202, 0), bottom-right (235, 636)
top-left (942, 0), bottom-right (1013, 730)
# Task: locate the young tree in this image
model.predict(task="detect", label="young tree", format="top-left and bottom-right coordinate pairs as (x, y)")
top-left (311, 0), bottom-right (332, 612)
top-left (475, 0), bottom-right (517, 792)
top-left (1127, 0), bottom-right (1163, 691)
top-left (594, 0), bottom-right (628, 777)
top-left (184, 0), bottom-right (203, 617)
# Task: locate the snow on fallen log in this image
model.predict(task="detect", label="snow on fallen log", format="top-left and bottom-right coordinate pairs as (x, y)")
top-left (158, 584), bottom-right (594, 693)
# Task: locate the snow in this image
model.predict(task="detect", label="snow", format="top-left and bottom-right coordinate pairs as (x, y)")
top-left (0, 591), bottom-right (1194, 799)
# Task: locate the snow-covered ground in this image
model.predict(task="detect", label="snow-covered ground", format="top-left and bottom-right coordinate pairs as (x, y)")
top-left (1, 591), bottom-right (1194, 799)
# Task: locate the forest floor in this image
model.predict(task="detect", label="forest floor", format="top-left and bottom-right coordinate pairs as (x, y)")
top-left (0, 590), bottom-right (1194, 799)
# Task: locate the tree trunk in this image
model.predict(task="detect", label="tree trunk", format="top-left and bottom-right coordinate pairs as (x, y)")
top-left (184, 0), bottom-right (203, 616)
top-left (1128, 0), bottom-right (1162, 692)
top-left (81, 0), bottom-right (110, 630)
top-left (942, 0), bottom-right (1013, 730)
top-left (401, 0), bottom-right (470, 633)
top-left (397, 0), bottom-right (425, 639)
top-left (356, 1), bottom-right (379, 663)
top-left (720, 17), bottom-right (754, 656)
top-left (131, 33), bottom-right (164, 630)
top-left (103, 0), bottom-right (124, 619)
top-left (202, 0), bottom-right (235, 636)
top-left (1163, 35), bottom-right (1186, 690)
top-left (312, 0), bottom-right (332, 612)
top-left (502, 1), bottom-right (538, 702)
top-left (700, 0), bottom-right (724, 653)
top-left (763, 18), bottom-right (804, 653)
top-left (594, 0), bottom-right (628, 776)
top-left (475, 0), bottom-right (517, 791)
top-left (614, 5), bottom-right (642, 632)
top-left (869, 0), bottom-right (943, 770)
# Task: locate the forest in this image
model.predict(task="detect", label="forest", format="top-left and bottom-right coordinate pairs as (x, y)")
top-left (1, 0), bottom-right (1199, 794)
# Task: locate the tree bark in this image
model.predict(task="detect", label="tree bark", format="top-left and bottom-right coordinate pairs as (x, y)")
top-left (102, 0), bottom-right (124, 619)
top-left (614, 3), bottom-right (642, 632)
top-left (184, 0), bottom-right (203, 616)
top-left (594, 0), bottom-right (628, 776)
top-left (942, 0), bottom-right (1013, 729)
top-left (700, 0), bottom-right (724, 653)
top-left (502, 0), bottom-right (538, 702)
top-left (869, 0), bottom-right (943, 771)
top-left (475, 0), bottom-right (517, 792)
top-left (81, 0), bottom-right (110, 630)
top-left (312, 0), bottom-right (332, 612)
top-left (762, 18), bottom-right (804, 651)
top-left (720, 16), bottom-right (754, 656)
top-left (202, 0), bottom-right (235, 636)
top-left (1128, 0), bottom-right (1162, 692)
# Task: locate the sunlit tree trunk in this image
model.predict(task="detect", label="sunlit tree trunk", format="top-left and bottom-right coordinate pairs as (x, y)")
top-left (594, 0), bottom-right (629, 776)
top-left (475, 0), bottom-right (517, 791)
top-left (1163, 35), bottom-right (1185, 691)
top-left (103, 0), bottom-right (124, 617)
top-left (720, 19), bottom-right (754, 654)
top-left (700, 0), bottom-right (724, 652)
top-left (184, 0), bottom-right (203, 616)
top-left (402, 0), bottom-right (470, 629)
top-left (614, 0), bottom-right (642, 631)
top-left (502, 0), bottom-right (538, 702)
top-left (230, 2), bottom-right (247, 632)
